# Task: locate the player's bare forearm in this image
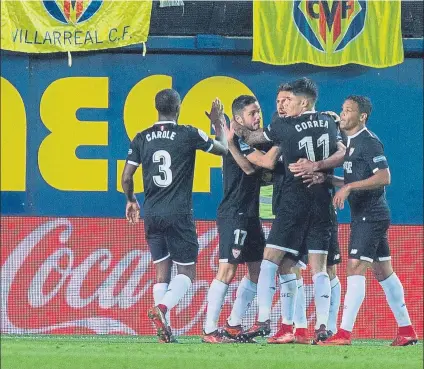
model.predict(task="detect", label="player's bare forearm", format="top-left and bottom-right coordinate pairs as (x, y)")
top-left (121, 163), bottom-right (138, 202)
top-left (210, 134), bottom-right (228, 156)
top-left (215, 129), bottom-right (229, 153)
top-left (346, 168), bottom-right (391, 192)
top-left (315, 142), bottom-right (346, 171)
top-left (246, 146), bottom-right (280, 170)
top-left (228, 143), bottom-right (256, 175)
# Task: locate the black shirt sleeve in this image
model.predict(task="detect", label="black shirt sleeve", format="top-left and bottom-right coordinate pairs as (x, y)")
top-left (126, 133), bottom-right (142, 166)
top-left (263, 116), bottom-right (283, 144)
top-left (238, 137), bottom-right (255, 156)
top-left (187, 126), bottom-right (214, 152)
top-left (363, 138), bottom-right (389, 173)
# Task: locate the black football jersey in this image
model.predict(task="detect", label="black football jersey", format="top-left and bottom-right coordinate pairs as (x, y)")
top-left (343, 128), bottom-right (390, 221)
top-left (217, 135), bottom-right (265, 218)
top-left (126, 121), bottom-right (214, 216)
top-left (264, 112), bottom-right (339, 185)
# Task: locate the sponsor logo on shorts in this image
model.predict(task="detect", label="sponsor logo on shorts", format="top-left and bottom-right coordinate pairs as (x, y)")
top-left (350, 249), bottom-right (358, 254)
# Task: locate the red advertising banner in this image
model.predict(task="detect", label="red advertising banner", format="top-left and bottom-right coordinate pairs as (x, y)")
top-left (1, 217), bottom-right (422, 339)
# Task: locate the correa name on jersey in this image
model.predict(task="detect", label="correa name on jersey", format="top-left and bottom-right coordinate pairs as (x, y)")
top-left (294, 119), bottom-right (329, 132)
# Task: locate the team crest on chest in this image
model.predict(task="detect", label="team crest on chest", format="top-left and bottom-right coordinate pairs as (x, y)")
top-left (349, 147), bottom-right (355, 156)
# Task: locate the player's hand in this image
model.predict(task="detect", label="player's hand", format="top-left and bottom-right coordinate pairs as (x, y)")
top-left (208, 98), bottom-right (225, 127)
top-left (302, 172), bottom-right (326, 187)
top-left (333, 185), bottom-right (351, 210)
top-left (224, 119), bottom-right (235, 143)
top-left (126, 200), bottom-right (140, 224)
top-left (323, 111), bottom-right (341, 123)
top-left (288, 158), bottom-right (317, 176)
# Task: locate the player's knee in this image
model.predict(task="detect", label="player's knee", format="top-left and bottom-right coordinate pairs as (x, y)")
top-left (246, 262), bottom-right (260, 283)
top-left (372, 261), bottom-right (393, 282)
top-left (263, 247), bottom-right (284, 264)
top-left (327, 265), bottom-right (337, 279)
top-left (347, 259), bottom-right (369, 276)
top-left (176, 264), bottom-right (196, 281)
top-left (216, 263), bottom-right (237, 284)
top-left (291, 267), bottom-right (302, 279)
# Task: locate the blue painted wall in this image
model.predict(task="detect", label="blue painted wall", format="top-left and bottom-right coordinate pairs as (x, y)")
top-left (1, 41), bottom-right (422, 223)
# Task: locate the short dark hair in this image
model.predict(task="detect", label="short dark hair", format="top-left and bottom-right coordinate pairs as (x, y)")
top-left (277, 82), bottom-right (290, 94)
top-left (155, 89), bottom-right (181, 115)
top-left (279, 77), bottom-right (318, 103)
top-left (345, 95), bottom-right (372, 121)
top-left (232, 95), bottom-right (258, 117)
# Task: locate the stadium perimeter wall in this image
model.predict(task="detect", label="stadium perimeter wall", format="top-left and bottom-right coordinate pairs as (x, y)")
top-left (1, 38), bottom-right (423, 338)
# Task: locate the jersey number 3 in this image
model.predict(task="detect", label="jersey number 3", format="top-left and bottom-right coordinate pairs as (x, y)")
top-left (298, 134), bottom-right (329, 161)
top-left (152, 150), bottom-right (172, 187)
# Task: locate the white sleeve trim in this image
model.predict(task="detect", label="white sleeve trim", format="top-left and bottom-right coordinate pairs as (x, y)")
top-left (127, 160), bottom-right (140, 167)
top-left (372, 168), bottom-right (379, 173)
top-left (263, 131), bottom-right (271, 141)
top-left (205, 143), bottom-right (214, 152)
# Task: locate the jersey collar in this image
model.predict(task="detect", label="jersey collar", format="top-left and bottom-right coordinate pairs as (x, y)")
top-left (154, 120), bottom-right (176, 125)
top-left (347, 127), bottom-right (367, 146)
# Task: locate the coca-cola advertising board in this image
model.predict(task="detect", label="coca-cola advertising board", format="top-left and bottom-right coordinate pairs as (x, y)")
top-left (1, 217), bottom-right (422, 338)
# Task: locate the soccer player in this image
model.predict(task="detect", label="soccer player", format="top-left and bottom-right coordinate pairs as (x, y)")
top-left (319, 95), bottom-right (418, 346)
top-left (121, 89), bottom-right (228, 343)
top-left (285, 110), bottom-right (346, 342)
top-left (203, 95), bottom-right (281, 343)
top-left (233, 78), bottom-right (343, 344)
top-left (240, 83), bottom-right (343, 344)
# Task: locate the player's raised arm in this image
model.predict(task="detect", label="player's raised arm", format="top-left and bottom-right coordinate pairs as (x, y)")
top-left (206, 98), bottom-right (228, 156)
top-left (224, 121), bottom-right (257, 175)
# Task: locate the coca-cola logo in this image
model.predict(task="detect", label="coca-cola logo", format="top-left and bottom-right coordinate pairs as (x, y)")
top-left (3, 217), bottom-right (419, 338)
top-left (0, 218), bottom-right (314, 336)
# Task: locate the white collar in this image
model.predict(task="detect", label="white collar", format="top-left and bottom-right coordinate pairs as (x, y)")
top-left (347, 127), bottom-right (367, 146)
top-left (154, 120), bottom-right (176, 125)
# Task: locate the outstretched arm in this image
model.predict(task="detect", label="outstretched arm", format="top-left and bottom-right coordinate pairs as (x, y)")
top-left (289, 141), bottom-right (346, 176)
top-left (245, 146), bottom-right (280, 170)
top-left (205, 98), bottom-right (228, 155)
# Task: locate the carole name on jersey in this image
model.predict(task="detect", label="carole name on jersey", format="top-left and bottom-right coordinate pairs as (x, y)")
top-left (146, 131), bottom-right (177, 142)
top-left (295, 119), bottom-right (329, 132)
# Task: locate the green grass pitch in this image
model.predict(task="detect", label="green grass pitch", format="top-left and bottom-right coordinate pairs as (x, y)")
top-left (1, 335), bottom-right (422, 369)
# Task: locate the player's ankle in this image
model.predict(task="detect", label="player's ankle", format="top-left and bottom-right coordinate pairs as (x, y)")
top-left (398, 325), bottom-right (415, 336)
top-left (157, 304), bottom-right (168, 314)
top-left (281, 323), bottom-right (293, 333)
top-left (338, 328), bottom-right (352, 338)
top-left (295, 328), bottom-right (307, 336)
